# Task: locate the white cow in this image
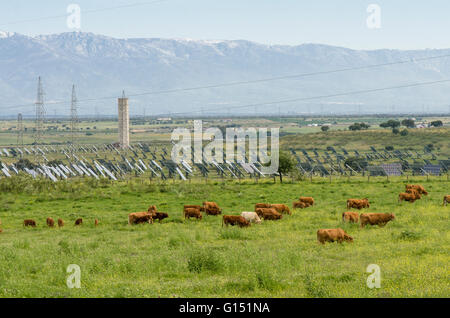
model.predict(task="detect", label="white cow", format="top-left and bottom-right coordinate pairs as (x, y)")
top-left (240, 212), bottom-right (262, 224)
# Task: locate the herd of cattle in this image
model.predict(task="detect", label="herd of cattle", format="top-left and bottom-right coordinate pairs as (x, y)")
top-left (0, 184), bottom-right (448, 243)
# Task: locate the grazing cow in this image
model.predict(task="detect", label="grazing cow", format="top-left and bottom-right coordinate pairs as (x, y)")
top-left (299, 197), bottom-right (314, 206)
top-left (95, 219), bottom-right (99, 226)
top-left (183, 205), bottom-right (204, 212)
top-left (347, 198), bottom-right (369, 210)
top-left (74, 218), bottom-right (83, 226)
top-left (58, 218), bottom-right (64, 227)
top-left (317, 228), bottom-right (353, 244)
top-left (270, 204), bottom-right (291, 215)
top-left (23, 219), bottom-right (36, 227)
top-left (406, 184), bottom-right (428, 195)
top-left (443, 195), bottom-right (450, 206)
top-left (360, 213), bottom-right (395, 228)
top-left (342, 212), bottom-right (359, 223)
top-left (128, 212), bottom-right (153, 225)
top-left (203, 201), bottom-right (222, 215)
top-left (153, 212), bottom-right (169, 223)
top-left (46, 217), bottom-right (55, 228)
top-left (255, 203), bottom-right (271, 210)
top-left (184, 208), bottom-right (202, 220)
top-left (222, 215), bottom-right (250, 227)
top-left (240, 212), bottom-right (262, 224)
top-left (259, 209), bottom-right (282, 220)
top-left (399, 191), bottom-right (421, 203)
top-left (293, 201), bottom-right (308, 209)
top-left (255, 207), bottom-right (277, 217)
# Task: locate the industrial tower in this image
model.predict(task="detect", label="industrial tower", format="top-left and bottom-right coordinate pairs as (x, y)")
top-left (34, 76), bottom-right (45, 146)
top-left (17, 113), bottom-right (23, 146)
top-left (118, 90), bottom-right (130, 149)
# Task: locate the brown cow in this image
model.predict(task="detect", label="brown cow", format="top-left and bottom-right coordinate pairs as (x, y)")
top-left (46, 217), bottom-right (55, 228)
top-left (255, 203), bottom-right (271, 210)
top-left (299, 197), bottom-right (314, 206)
top-left (128, 212), bottom-right (153, 225)
top-left (399, 192), bottom-right (420, 203)
top-left (443, 195), bottom-right (450, 206)
top-left (347, 198), bottom-right (369, 210)
top-left (360, 213), bottom-right (395, 228)
top-left (342, 212), bottom-right (359, 223)
top-left (203, 201), bottom-right (222, 215)
top-left (184, 208), bottom-right (202, 220)
top-left (317, 228), bottom-right (353, 244)
top-left (153, 212), bottom-right (169, 223)
top-left (222, 215), bottom-right (250, 228)
top-left (255, 207), bottom-right (276, 217)
top-left (74, 218), bottom-right (83, 226)
top-left (270, 204), bottom-right (291, 215)
top-left (23, 219), bottom-right (36, 227)
top-left (258, 209), bottom-right (282, 220)
top-left (293, 201), bottom-right (308, 209)
top-left (406, 184), bottom-right (428, 195)
top-left (58, 218), bottom-right (64, 227)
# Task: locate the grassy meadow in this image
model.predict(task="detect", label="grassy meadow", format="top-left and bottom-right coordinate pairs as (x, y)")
top-left (0, 175), bottom-right (448, 298)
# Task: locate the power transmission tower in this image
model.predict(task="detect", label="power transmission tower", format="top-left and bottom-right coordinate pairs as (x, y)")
top-left (17, 113), bottom-right (24, 147)
top-left (70, 84), bottom-right (79, 158)
top-left (34, 76), bottom-right (45, 146)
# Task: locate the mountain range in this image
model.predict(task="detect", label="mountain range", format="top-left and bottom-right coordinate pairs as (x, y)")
top-left (1, 31), bottom-right (450, 117)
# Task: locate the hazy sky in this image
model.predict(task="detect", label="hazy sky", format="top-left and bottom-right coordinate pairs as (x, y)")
top-left (1, 0), bottom-right (450, 50)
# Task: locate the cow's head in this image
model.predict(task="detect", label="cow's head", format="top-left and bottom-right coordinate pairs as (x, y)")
top-left (344, 234), bottom-right (353, 242)
top-left (390, 213), bottom-right (396, 220)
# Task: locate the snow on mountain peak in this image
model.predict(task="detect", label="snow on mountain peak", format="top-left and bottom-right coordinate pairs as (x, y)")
top-left (0, 31), bottom-right (15, 38)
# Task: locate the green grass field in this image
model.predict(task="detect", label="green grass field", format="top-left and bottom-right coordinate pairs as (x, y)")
top-left (0, 175), bottom-right (448, 297)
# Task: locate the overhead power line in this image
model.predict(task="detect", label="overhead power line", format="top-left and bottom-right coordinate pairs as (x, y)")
top-left (153, 78), bottom-right (450, 117)
top-left (0, 0), bottom-right (168, 27)
top-left (2, 53), bottom-right (450, 111)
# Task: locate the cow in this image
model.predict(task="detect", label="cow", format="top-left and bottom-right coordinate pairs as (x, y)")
top-left (184, 208), bottom-right (202, 220)
top-left (255, 203), bottom-right (271, 210)
top-left (203, 202), bottom-right (222, 215)
top-left (299, 197), bottom-right (314, 206)
top-left (317, 228), bottom-right (353, 244)
top-left (183, 205), bottom-right (205, 212)
top-left (399, 192), bottom-right (420, 203)
top-left (153, 212), bottom-right (169, 223)
top-left (128, 212), bottom-right (154, 225)
top-left (95, 219), bottom-right (99, 226)
top-left (258, 209), bottom-right (282, 220)
top-left (255, 207), bottom-right (277, 217)
top-left (148, 205), bottom-right (157, 216)
top-left (347, 198), bottom-right (369, 210)
top-left (46, 217), bottom-right (55, 227)
top-left (406, 184), bottom-right (428, 195)
top-left (270, 204), bottom-right (291, 215)
top-left (342, 211), bottom-right (359, 223)
top-left (293, 201), bottom-right (308, 209)
top-left (444, 195), bottom-right (450, 206)
top-left (58, 218), bottom-right (64, 227)
top-left (360, 213), bottom-right (395, 228)
top-left (222, 215), bottom-right (250, 228)
top-left (23, 219), bottom-right (36, 227)
top-left (240, 212), bottom-right (262, 224)
top-left (74, 218), bottom-right (83, 226)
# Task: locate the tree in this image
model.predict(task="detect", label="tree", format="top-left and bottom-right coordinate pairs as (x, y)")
top-left (277, 151), bottom-right (296, 183)
top-left (400, 129), bottom-right (409, 136)
top-left (349, 122), bottom-right (370, 131)
top-left (385, 145), bottom-right (394, 151)
top-left (430, 120), bottom-right (443, 127)
top-left (380, 120), bottom-right (400, 129)
top-left (401, 119), bottom-right (415, 128)
top-left (321, 126), bottom-right (330, 132)
top-left (392, 128), bottom-right (399, 134)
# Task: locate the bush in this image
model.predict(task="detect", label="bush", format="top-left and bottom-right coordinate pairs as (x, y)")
top-left (400, 129), bottom-right (409, 136)
top-left (321, 126), bottom-right (329, 132)
top-left (392, 128), bottom-right (400, 134)
top-left (385, 146), bottom-right (394, 151)
top-left (187, 250), bottom-right (223, 273)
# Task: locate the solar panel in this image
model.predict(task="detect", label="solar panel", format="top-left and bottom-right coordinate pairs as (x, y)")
top-left (423, 164), bottom-right (441, 176)
top-left (381, 163), bottom-right (402, 176)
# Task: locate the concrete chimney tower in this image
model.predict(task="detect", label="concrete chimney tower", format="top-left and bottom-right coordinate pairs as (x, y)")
top-left (118, 90), bottom-right (130, 149)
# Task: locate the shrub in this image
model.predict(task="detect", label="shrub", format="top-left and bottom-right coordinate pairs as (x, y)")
top-left (187, 250), bottom-right (223, 273)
